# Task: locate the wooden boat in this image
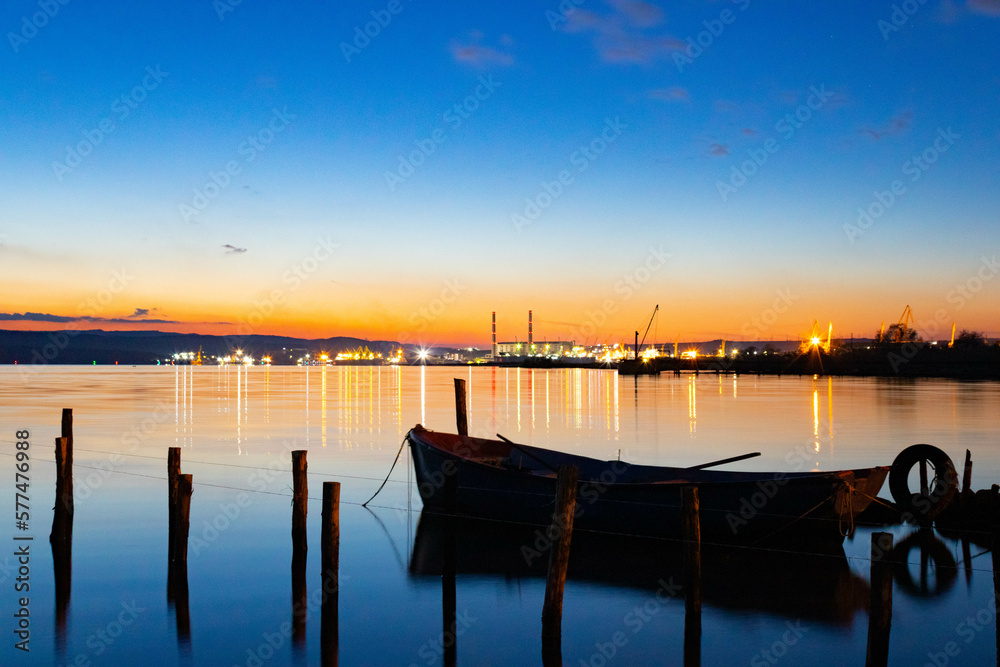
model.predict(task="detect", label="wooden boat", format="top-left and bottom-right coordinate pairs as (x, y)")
top-left (407, 425), bottom-right (889, 545)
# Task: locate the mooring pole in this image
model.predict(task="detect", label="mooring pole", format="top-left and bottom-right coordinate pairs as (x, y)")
top-left (292, 450), bottom-right (308, 646)
top-left (866, 532), bottom-right (894, 667)
top-left (962, 449), bottom-right (972, 494)
top-left (292, 451), bottom-right (308, 555)
top-left (541, 465), bottom-right (578, 665)
top-left (454, 378), bottom-right (469, 437)
top-left (173, 475), bottom-right (193, 563)
top-left (683, 486), bottom-right (702, 667)
top-left (321, 481), bottom-right (341, 667)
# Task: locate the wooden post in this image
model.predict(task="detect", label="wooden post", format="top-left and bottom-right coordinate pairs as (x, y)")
top-left (291, 450), bottom-right (308, 646)
top-left (292, 451), bottom-right (308, 555)
top-left (321, 482), bottom-right (341, 667)
top-left (50, 436), bottom-right (74, 544)
top-left (167, 447), bottom-right (181, 603)
top-left (454, 378), bottom-right (469, 437)
top-left (683, 486), bottom-right (702, 667)
top-left (172, 475), bottom-right (193, 563)
top-left (541, 465), bottom-right (578, 665)
top-left (51, 432), bottom-right (73, 652)
top-left (866, 532), bottom-right (893, 667)
top-left (962, 449), bottom-right (972, 494)
top-left (919, 460), bottom-right (929, 497)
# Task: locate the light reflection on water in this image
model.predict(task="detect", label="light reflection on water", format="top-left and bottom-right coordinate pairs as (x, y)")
top-left (0, 366), bottom-right (999, 666)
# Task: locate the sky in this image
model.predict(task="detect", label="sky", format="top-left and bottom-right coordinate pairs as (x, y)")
top-left (1, 0), bottom-right (998, 348)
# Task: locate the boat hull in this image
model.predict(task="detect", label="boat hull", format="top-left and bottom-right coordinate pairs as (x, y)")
top-left (407, 426), bottom-right (888, 545)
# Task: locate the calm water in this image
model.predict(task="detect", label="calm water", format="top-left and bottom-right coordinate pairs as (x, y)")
top-left (1, 366), bottom-right (999, 666)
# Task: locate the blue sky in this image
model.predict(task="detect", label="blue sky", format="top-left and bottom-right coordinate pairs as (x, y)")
top-left (1, 0), bottom-right (998, 345)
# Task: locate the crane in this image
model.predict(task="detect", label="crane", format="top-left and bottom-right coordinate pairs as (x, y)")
top-left (898, 305), bottom-right (913, 329)
top-left (634, 305), bottom-right (659, 360)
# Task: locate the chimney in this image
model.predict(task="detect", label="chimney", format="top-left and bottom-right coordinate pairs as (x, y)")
top-left (492, 312), bottom-right (497, 358)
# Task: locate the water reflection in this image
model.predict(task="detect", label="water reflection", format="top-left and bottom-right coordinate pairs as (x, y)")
top-left (408, 511), bottom-right (870, 626)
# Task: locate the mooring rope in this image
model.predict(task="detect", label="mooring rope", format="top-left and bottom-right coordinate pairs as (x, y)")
top-left (361, 435), bottom-right (409, 507)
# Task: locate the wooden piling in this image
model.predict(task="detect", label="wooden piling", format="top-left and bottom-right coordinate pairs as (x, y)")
top-left (865, 532), bottom-right (893, 667)
top-left (541, 465), bottom-right (579, 665)
top-left (321, 482), bottom-right (341, 667)
top-left (50, 436), bottom-right (74, 544)
top-left (454, 378), bottom-right (469, 437)
top-left (919, 460), bottom-right (929, 497)
top-left (292, 450), bottom-right (308, 555)
top-left (291, 450), bottom-right (308, 646)
top-left (962, 449), bottom-right (972, 494)
top-left (51, 431), bottom-right (73, 653)
top-left (172, 474), bottom-right (193, 563)
top-left (682, 486), bottom-right (702, 667)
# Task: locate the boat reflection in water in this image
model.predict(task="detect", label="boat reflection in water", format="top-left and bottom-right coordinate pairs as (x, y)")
top-left (408, 510), bottom-right (871, 626)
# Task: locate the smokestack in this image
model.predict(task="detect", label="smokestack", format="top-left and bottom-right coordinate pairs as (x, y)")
top-left (528, 310), bottom-right (533, 350)
top-left (492, 312), bottom-right (497, 358)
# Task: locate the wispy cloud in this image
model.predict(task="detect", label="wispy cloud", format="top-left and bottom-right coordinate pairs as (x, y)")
top-left (969, 0), bottom-right (1000, 16)
top-left (607, 0), bottom-right (664, 27)
top-left (450, 32), bottom-right (514, 67)
top-left (708, 143), bottom-right (729, 156)
top-left (648, 86), bottom-right (689, 102)
top-left (560, 2), bottom-right (683, 65)
top-left (222, 244), bottom-right (247, 254)
top-left (128, 308), bottom-right (150, 318)
top-left (859, 111), bottom-right (913, 140)
top-left (0, 312), bottom-right (183, 324)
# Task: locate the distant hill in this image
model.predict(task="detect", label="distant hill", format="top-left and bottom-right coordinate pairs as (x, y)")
top-left (0, 329), bottom-right (404, 365)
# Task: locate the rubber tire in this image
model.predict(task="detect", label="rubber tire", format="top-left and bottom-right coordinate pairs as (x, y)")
top-left (888, 444), bottom-right (958, 523)
top-left (892, 530), bottom-right (957, 598)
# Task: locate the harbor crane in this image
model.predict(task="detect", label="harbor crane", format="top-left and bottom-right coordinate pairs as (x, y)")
top-left (633, 305), bottom-right (659, 360)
